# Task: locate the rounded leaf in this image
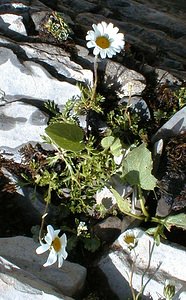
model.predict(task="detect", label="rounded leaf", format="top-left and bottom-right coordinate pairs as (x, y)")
top-left (45, 122), bottom-right (85, 152)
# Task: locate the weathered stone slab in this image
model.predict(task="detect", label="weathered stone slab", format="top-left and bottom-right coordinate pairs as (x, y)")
top-left (0, 256), bottom-right (74, 300)
top-left (0, 47), bottom-right (81, 105)
top-left (0, 13), bottom-right (27, 35)
top-left (0, 236), bottom-right (87, 297)
top-left (0, 101), bottom-right (48, 148)
top-left (152, 107), bottom-right (186, 143)
top-left (98, 228), bottom-right (186, 300)
top-left (105, 61), bottom-right (146, 97)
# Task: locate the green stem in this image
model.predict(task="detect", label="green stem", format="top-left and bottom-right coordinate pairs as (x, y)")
top-left (122, 209), bottom-right (146, 221)
top-left (39, 187), bottom-right (50, 241)
top-left (138, 185), bottom-right (149, 218)
top-left (129, 260), bottom-right (137, 300)
top-left (90, 55), bottom-right (98, 103)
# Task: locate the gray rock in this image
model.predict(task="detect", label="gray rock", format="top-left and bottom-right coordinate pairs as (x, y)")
top-left (0, 256), bottom-right (74, 300)
top-left (0, 101), bottom-right (48, 148)
top-left (75, 2), bottom-right (186, 79)
top-left (120, 96), bottom-right (151, 120)
top-left (105, 61), bottom-right (146, 97)
top-left (98, 228), bottom-right (186, 300)
top-left (93, 216), bottom-right (121, 243)
top-left (20, 43), bottom-right (93, 84)
top-left (155, 68), bottom-right (182, 85)
top-left (152, 107), bottom-right (186, 143)
top-left (0, 236), bottom-right (87, 297)
top-left (0, 47), bottom-right (81, 106)
top-left (0, 13), bottom-right (27, 35)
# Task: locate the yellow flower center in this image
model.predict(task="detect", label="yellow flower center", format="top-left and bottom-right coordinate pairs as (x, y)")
top-left (96, 36), bottom-right (110, 49)
top-left (52, 237), bottom-right (61, 252)
top-left (124, 235), bottom-right (135, 245)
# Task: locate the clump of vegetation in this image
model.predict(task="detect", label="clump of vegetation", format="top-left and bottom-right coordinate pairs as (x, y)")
top-left (43, 11), bottom-right (73, 42)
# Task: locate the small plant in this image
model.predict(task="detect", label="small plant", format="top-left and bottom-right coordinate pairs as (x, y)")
top-left (163, 280), bottom-right (176, 300)
top-left (10, 21), bottom-right (184, 275)
top-left (43, 11), bottom-right (73, 42)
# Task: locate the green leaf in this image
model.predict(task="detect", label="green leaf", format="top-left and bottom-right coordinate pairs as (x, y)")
top-left (146, 225), bottom-right (167, 246)
top-left (83, 237), bottom-right (101, 252)
top-left (101, 136), bottom-right (122, 156)
top-left (67, 235), bottom-right (78, 251)
top-left (110, 138), bottom-right (122, 157)
top-left (122, 143), bottom-right (157, 190)
top-left (45, 122), bottom-right (85, 152)
top-left (164, 213), bottom-right (186, 231)
top-left (101, 136), bottom-right (115, 149)
top-left (110, 188), bottom-right (131, 213)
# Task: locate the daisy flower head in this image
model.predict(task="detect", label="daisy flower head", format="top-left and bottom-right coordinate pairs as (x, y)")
top-left (36, 225), bottom-right (68, 268)
top-left (118, 229), bottom-right (138, 252)
top-left (86, 21), bottom-right (125, 59)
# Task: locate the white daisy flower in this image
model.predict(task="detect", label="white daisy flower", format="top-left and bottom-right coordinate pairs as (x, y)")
top-left (118, 229), bottom-right (138, 252)
top-left (77, 221), bottom-right (88, 236)
top-left (86, 21), bottom-right (125, 59)
top-left (36, 225), bottom-right (68, 268)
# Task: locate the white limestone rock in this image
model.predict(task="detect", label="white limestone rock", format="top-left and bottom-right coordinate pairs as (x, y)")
top-left (0, 236), bottom-right (87, 298)
top-left (0, 47), bottom-right (81, 106)
top-left (0, 101), bottom-right (48, 148)
top-left (0, 13), bottom-right (27, 35)
top-left (105, 61), bottom-right (146, 97)
top-left (152, 106), bottom-right (186, 143)
top-left (98, 228), bottom-right (186, 300)
top-left (20, 43), bottom-right (93, 84)
top-left (0, 256), bottom-right (74, 300)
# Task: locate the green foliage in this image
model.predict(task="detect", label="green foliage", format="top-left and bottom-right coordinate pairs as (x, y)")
top-left (146, 225), bottom-right (167, 246)
top-left (106, 105), bottom-right (143, 144)
top-left (44, 11), bottom-right (72, 41)
top-left (101, 136), bottom-right (123, 157)
top-left (18, 72), bottom-right (186, 257)
top-left (25, 134), bottom-right (117, 214)
top-left (174, 86), bottom-right (186, 108)
top-left (153, 85), bottom-right (186, 126)
top-left (45, 122), bottom-right (85, 152)
top-left (110, 188), bottom-right (131, 213)
top-left (73, 83), bottom-right (105, 115)
top-left (122, 143), bottom-right (157, 190)
top-left (44, 100), bottom-right (60, 115)
top-left (164, 213), bottom-right (186, 231)
top-left (83, 236), bottom-right (101, 252)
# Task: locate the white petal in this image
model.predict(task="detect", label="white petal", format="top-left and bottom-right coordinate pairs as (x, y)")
top-left (87, 41), bottom-right (96, 48)
top-left (93, 46), bottom-right (100, 56)
top-left (43, 250), bottom-right (57, 267)
top-left (117, 32), bottom-right (124, 40)
top-left (54, 229), bottom-right (60, 237)
top-left (36, 243), bottom-right (50, 254)
top-left (107, 23), bottom-right (119, 35)
top-left (61, 247), bottom-right (68, 259)
top-left (86, 30), bottom-right (96, 40)
top-left (60, 234), bottom-right (68, 259)
top-left (45, 234), bottom-right (52, 245)
top-left (97, 22), bottom-right (105, 35)
top-left (92, 24), bottom-right (101, 36)
top-left (100, 49), bottom-right (107, 59)
top-left (106, 49), bottom-right (114, 58)
top-left (58, 254), bottom-right (64, 268)
top-left (46, 225), bottom-right (55, 240)
top-left (60, 233), bottom-right (67, 247)
top-left (100, 21), bottom-right (107, 33)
